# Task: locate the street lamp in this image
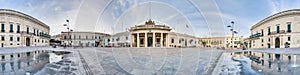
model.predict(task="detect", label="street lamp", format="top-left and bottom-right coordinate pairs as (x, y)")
top-left (63, 19), bottom-right (72, 47)
top-left (227, 21), bottom-right (237, 50)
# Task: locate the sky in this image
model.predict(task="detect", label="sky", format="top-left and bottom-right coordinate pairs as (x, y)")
top-left (0, 0), bottom-right (300, 38)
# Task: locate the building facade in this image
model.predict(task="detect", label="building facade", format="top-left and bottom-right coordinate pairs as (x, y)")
top-left (250, 9), bottom-right (300, 48)
top-left (0, 9), bottom-right (50, 47)
top-left (199, 36), bottom-right (243, 49)
top-left (61, 31), bottom-right (108, 47)
top-left (104, 19), bottom-right (198, 47)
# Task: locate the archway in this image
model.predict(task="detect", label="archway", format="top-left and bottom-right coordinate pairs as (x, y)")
top-left (275, 37), bottom-right (280, 48)
top-left (26, 37), bottom-right (30, 46)
top-left (148, 37), bottom-right (152, 47)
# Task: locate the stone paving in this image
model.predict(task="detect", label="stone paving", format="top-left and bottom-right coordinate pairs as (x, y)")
top-left (75, 47), bottom-right (224, 75)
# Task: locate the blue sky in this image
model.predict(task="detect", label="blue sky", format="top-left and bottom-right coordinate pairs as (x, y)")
top-left (0, 0), bottom-right (299, 38)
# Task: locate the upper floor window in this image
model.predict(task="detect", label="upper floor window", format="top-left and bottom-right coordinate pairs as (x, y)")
top-left (276, 25), bottom-right (280, 33)
top-left (86, 36), bottom-right (88, 39)
top-left (37, 30), bottom-right (39, 36)
top-left (33, 29), bottom-right (36, 35)
top-left (287, 23), bottom-right (291, 32)
top-left (1, 24), bottom-right (4, 32)
top-left (288, 36), bottom-right (291, 41)
top-left (268, 27), bottom-right (270, 35)
top-left (26, 27), bottom-right (29, 34)
top-left (17, 25), bottom-right (20, 33)
top-left (9, 24), bottom-right (13, 32)
top-left (79, 35), bottom-right (81, 39)
top-left (74, 35), bottom-right (76, 39)
top-left (261, 29), bottom-right (264, 36)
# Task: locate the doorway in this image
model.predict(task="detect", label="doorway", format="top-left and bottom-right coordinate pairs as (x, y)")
top-left (275, 37), bottom-right (280, 48)
top-left (26, 37), bottom-right (30, 46)
top-left (148, 37), bottom-right (152, 47)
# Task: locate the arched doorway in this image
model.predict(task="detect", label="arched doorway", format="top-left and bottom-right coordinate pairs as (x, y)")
top-left (148, 37), bottom-right (152, 47)
top-left (26, 37), bottom-right (30, 46)
top-left (275, 37), bottom-right (280, 48)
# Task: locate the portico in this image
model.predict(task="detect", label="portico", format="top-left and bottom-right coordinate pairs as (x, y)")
top-left (129, 19), bottom-right (171, 47)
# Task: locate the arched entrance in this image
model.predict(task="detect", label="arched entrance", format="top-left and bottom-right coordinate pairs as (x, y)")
top-left (148, 37), bottom-right (152, 47)
top-left (275, 37), bottom-right (280, 48)
top-left (26, 37), bottom-right (30, 46)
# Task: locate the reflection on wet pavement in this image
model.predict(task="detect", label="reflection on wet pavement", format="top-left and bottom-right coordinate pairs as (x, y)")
top-left (230, 51), bottom-right (300, 75)
top-left (0, 50), bottom-right (49, 75)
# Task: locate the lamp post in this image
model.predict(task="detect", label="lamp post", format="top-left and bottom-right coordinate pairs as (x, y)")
top-left (227, 21), bottom-right (237, 50)
top-left (63, 19), bottom-right (72, 47)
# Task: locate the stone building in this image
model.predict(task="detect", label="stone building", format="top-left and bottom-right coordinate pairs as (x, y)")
top-left (250, 9), bottom-right (300, 48)
top-left (0, 9), bottom-right (50, 47)
top-left (61, 31), bottom-right (108, 47)
top-left (104, 19), bottom-right (199, 47)
top-left (199, 36), bottom-right (243, 49)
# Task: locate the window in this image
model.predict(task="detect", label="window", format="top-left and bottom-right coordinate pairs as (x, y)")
top-left (86, 36), bottom-right (88, 39)
top-left (171, 38), bottom-right (174, 43)
top-left (79, 35), bottom-right (81, 39)
top-left (17, 25), bottom-right (20, 33)
top-left (37, 30), bottom-right (39, 36)
top-left (10, 43), bottom-right (13, 45)
top-left (287, 23), bottom-right (291, 32)
top-left (261, 39), bottom-right (263, 42)
top-left (33, 29), bottom-right (36, 35)
top-left (26, 27), bottom-right (29, 34)
top-left (268, 38), bottom-right (270, 42)
top-left (1, 36), bottom-right (4, 41)
top-left (125, 37), bottom-right (128, 40)
top-left (64, 36), bottom-right (66, 39)
top-left (268, 27), bottom-right (271, 35)
top-left (1, 24), bottom-right (4, 32)
top-left (288, 36), bottom-right (291, 41)
top-left (10, 36), bottom-right (13, 41)
top-left (17, 37), bottom-right (20, 41)
top-left (276, 25), bottom-right (280, 33)
top-left (9, 24), bottom-right (13, 32)
top-left (261, 29), bottom-right (264, 36)
top-left (74, 35), bottom-right (76, 39)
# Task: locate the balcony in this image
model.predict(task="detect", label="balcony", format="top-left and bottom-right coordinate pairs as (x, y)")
top-left (270, 30), bottom-right (286, 35)
top-left (249, 33), bottom-right (261, 39)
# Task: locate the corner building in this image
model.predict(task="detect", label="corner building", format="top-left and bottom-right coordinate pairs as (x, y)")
top-left (0, 9), bottom-right (50, 47)
top-left (250, 9), bottom-right (300, 48)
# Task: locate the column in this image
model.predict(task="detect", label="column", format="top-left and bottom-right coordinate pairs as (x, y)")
top-left (130, 34), bottom-right (133, 47)
top-left (137, 33), bottom-right (140, 47)
top-left (153, 32), bottom-right (155, 47)
top-left (145, 33), bottom-right (147, 47)
top-left (166, 33), bottom-right (169, 47)
top-left (160, 33), bottom-right (163, 47)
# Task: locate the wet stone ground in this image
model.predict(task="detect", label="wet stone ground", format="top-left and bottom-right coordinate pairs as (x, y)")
top-left (76, 47), bottom-right (224, 75)
top-left (36, 54), bottom-right (79, 75)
